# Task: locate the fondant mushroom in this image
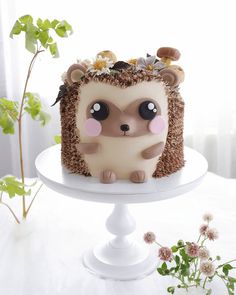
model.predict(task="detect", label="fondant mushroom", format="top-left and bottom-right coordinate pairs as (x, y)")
top-left (157, 47), bottom-right (181, 66)
top-left (96, 50), bottom-right (117, 63)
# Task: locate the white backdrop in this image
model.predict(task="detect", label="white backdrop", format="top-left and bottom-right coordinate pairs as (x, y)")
top-left (0, 0), bottom-right (236, 178)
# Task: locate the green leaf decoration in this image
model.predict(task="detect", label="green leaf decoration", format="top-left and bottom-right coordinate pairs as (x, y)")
top-left (19, 15), bottom-right (33, 25)
top-left (0, 176), bottom-right (31, 198)
top-left (55, 24), bottom-right (67, 37)
top-left (223, 264), bottom-right (233, 276)
top-left (0, 98), bottom-right (19, 134)
top-left (174, 255), bottom-right (180, 265)
top-left (54, 135), bottom-right (61, 144)
top-left (9, 20), bottom-right (23, 38)
top-left (228, 276), bottom-right (236, 283)
top-left (10, 15), bottom-right (73, 56)
top-left (61, 20), bottom-right (73, 34)
top-left (51, 19), bottom-right (59, 29)
top-left (167, 286), bottom-right (175, 294)
top-left (36, 18), bottom-right (51, 30)
top-left (49, 43), bottom-right (59, 58)
top-left (157, 268), bottom-right (165, 275)
top-left (24, 92), bottom-right (51, 126)
top-left (38, 30), bottom-right (50, 48)
top-left (25, 33), bottom-right (37, 54)
top-left (24, 92), bottom-right (41, 119)
top-left (161, 262), bottom-right (167, 270)
top-left (39, 111), bottom-right (51, 126)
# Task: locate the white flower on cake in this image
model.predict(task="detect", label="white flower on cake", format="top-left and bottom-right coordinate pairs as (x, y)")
top-left (61, 71), bottom-right (67, 83)
top-left (88, 55), bottom-right (113, 75)
top-left (76, 58), bottom-right (91, 68)
top-left (137, 56), bottom-right (165, 72)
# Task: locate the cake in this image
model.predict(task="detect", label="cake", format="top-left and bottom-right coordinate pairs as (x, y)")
top-left (55, 47), bottom-right (185, 183)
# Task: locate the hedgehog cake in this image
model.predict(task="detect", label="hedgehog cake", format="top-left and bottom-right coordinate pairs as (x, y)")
top-left (55, 47), bottom-right (185, 183)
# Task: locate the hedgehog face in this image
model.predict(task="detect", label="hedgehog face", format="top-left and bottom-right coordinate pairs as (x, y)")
top-left (77, 81), bottom-right (168, 138)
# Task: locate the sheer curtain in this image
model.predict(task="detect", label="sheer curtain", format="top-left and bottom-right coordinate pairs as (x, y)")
top-left (0, 0), bottom-right (236, 178)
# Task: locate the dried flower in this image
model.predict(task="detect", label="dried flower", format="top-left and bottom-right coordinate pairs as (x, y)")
top-left (137, 56), bottom-right (165, 72)
top-left (88, 55), bottom-right (113, 75)
top-left (206, 228), bottom-right (219, 241)
top-left (200, 261), bottom-right (215, 277)
top-left (185, 242), bottom-right (199, 257)
top-left (158, 247), bottom-right (173, 261)
top-left (143, 231), bottom-right (156, 244)
top-left (128, 58), bottom-right (137, 65)
top-left (199, 224), bottom-right (209, 235)
top-left (203, 213), bottom-right (213, 223)
top-left (198, 247), bottom-right (210, 260)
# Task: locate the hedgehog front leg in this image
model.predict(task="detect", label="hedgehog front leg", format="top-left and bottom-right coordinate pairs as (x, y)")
top-left (141, 142), bottom-right (164, 159)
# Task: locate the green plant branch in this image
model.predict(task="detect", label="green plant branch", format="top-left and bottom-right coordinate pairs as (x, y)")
top-left (196, 234), bottom-right (202, 243)
top-left (18, 47), bottom-right (44, 218)
top-left (0, 201), bottom-right (20, 224)
top-left (217, 260), bottom-right (236, 268)
top-left (25, 183), bottom-right (43, 216)
top-left (202, 276), bottom-right (208, 289)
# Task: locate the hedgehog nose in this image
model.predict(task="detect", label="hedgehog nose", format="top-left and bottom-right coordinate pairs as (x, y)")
top-left (120, 124), bottom-right (130, 132)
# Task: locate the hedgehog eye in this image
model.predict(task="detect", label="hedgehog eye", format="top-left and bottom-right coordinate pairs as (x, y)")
top-left (90, 101), bottom-right (109, 121)
top-left (139, 100), bottom-right (158, 120)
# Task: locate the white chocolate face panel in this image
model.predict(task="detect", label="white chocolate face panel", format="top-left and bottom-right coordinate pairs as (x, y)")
top-left (77, 81), bottom-right (168, 138)
top-left (76, 81), bottom-right (169, 181)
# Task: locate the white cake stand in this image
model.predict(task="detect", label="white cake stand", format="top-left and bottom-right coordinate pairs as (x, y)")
top-left (35, 145), bottom-right (208, 281)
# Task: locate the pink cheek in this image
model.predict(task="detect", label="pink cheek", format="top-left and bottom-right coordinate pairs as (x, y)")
top-left (149, 116), bottom-right (165, 134)
top-left (84, 118), bottom-right (102, 137)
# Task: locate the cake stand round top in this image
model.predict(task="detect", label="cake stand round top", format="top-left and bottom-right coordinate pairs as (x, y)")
top-left (35, 145), bottom-right (208, 204)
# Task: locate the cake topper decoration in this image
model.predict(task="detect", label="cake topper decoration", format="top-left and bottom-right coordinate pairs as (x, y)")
top-left (136, 56), bottom-right (165, 72)
top-left (62, 47), bottom-right (184, 86)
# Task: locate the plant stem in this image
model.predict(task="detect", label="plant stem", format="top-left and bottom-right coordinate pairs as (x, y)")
top-left (202, 276), bottom-right (208, 288)
top-left (217, 259), bottom-right (236, 268)
top-left (173, 274), bottom-right (189, 289)
top-left (0, 201), bottom-right (20, 224)
top-left (197, 234), bottom-right (202, 243)
top-left (155, 241), bottom-right (163, 247)
top-left (25, 183), bottom-right (43, 216)
top-left (18, 48), bottom-right (43, 219)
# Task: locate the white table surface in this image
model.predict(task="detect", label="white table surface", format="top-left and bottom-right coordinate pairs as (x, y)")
top-left (0, 172), bottom-right (235, 295)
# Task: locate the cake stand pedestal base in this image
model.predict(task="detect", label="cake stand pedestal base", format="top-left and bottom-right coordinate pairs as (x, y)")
top-left (35, 145), bottom-right (208, 282)
top-left (83, 204), bottom-right (157, 280)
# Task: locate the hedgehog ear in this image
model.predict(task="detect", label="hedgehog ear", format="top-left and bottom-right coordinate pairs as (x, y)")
top-left (159, 67), bottom-right (181, 87)
top-left (67, 64), bottom-right (87, 85)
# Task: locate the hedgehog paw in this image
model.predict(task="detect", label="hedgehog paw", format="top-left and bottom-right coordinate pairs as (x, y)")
top-left (100, 170), bottom-right (117, 183)
top-left (130, 170), bottom-right (147, 183)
